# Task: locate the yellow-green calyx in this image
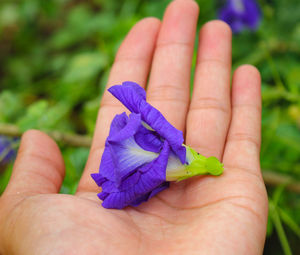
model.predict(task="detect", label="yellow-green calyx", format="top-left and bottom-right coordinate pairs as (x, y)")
top-left (166, 145), bottom-right (224, 182)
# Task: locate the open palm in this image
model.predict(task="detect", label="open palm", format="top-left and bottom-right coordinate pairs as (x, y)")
top-left (0, 1), bottom-right (268, 254)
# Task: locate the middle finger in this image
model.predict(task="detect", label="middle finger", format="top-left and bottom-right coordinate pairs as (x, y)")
top-left (146, 0), bottom-right (199, 131)
top-left (187, 21), bottom-right (232, 159)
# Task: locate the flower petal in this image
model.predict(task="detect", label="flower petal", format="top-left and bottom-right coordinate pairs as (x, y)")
top-left (139, 100), bottom-right (186, 163)
top-left (118, 170), bottom-right (141, 191)
top-left (93, 113), bottom-right (129, 182)
top-left (101, 141), bottom-right (170, 209)
top-left (0, 136), bottom-right (16, 165)
top-left (109, 112), bottom-right (129, 136)
top-left (134, 125), bottom-right (163, 153)
top-left (108, 113), bottom-right (159, 185)
top-left (218, 0), bottom-right (261, 33)
top-left (110, 136), bottom-right (158, 185)
top-left (91, 173), bottom-right (106, 186)
top-left (109, 82), bottom-right (186, 162)
top-left (108, 81), bottom-right (146, 113)
top-left (130, 182), bottom-right (169, 206)
top-left (97, 147), bottom-right (116, 181)
top-left (242, 0), bottom-right (261, 29)
top-left (108, 112), bottom-right (141, 143)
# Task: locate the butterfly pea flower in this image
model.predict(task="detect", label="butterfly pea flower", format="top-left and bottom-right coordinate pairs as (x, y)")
top-left (218, 0), bottom-right (261, 33)
top-left (91, 82), bottom-right (224, 209)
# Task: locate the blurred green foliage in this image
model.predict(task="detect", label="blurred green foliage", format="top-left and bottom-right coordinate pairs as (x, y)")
top-left (0, 0), bottom-right (299, 254)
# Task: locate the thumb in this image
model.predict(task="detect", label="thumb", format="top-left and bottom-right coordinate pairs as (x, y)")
top-left (3, 130), bottom-right (65, 198)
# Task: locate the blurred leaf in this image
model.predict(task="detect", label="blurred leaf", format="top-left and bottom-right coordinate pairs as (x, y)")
top-left (0, 163), bottom-right (13, 194)
top-left (17, 100), bottom-right (71, 132)
top-left (279, 208), bottom-right (300, 238)
top-left (50, 5), bottom-right (93, 49)
top-left (0, 3), bottom-right (19, 27)
top-left (267, 214), bottom-right (274, 237)
top-left (0, 91), bottom-right (23, 122)
top-left (82, 97), bottom-right (100, 135)
top-left (287, 66), bottom-right (300, 94)
top-left (20, 0), bottom-right (39, 22)
top-left (63, 52), bottom-right (108, 83)
top-left (276, 124), bottom-right (300, 153)
top-left (269, 200), bottom-right (293, 255)
top-left (60, 147), bottom-right (89, 194)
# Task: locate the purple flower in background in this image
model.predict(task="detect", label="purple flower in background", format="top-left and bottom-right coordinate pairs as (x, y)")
top-left (218, 0), bottom-right (261, 33)
top-left (0, 136), bottom-right (16, 168)
top-left (91, 82), bottom-right (224, 209)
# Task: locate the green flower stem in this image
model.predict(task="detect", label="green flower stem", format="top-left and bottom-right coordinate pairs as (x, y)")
top-left (166, 146), bottom-right (224, 182)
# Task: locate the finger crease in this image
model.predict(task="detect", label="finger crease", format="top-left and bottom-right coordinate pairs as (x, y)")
top-left (148, 84), bottom-right (189, 102)
top-left (226, 133), bottom-right (260, 150)
top-left (232, 103), bottom-right (262, 114)
top-left (227, 200), bottom-right (265, 223)
top-left (113, 56), bottom-right (150, 64)
top-left (196, 58), bottom-right (229, 69)
top-left (156, 41), bottom-right (194, 49)
top-left (224, 166), bottom-right (262, 181)
top-left (190, 97), bottom-right (229, 115)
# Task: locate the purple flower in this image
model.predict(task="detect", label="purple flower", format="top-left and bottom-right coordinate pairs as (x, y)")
top-left (91, 82), bottom-right (185, 209)
top-left (218, 0), bottom-right (261, 33)
top-left (92, 82), bottom-right (224, 209)
top-left (0, 136), bottom-right (16, 167)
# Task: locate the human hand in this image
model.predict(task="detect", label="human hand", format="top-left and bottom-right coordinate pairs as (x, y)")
top-left (0, 0), bottom-right (268, 254)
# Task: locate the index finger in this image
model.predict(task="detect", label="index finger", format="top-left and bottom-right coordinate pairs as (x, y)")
top-left (77, 18), bottom-right (161, 192)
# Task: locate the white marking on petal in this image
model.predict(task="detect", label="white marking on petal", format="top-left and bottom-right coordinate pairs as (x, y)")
top-left (166, 152), bottom-right (185, 173)
top-left (232, 0), bottom-right (245, 13)
top-left (185, 146), bottom-right (195, 164)
top-left (116, 137), bottom-right (158, 175)
top-left (127, 138), bottom-right (158, 159)
top-left (165, 152), bottom-right (188, 181)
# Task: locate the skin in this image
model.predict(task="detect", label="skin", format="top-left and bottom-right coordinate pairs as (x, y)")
top-left (0, 0), bottom-right (268, 254)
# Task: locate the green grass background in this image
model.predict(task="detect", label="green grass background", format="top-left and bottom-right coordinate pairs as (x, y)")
top-left (0, 0), bottom-right (299, 254)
